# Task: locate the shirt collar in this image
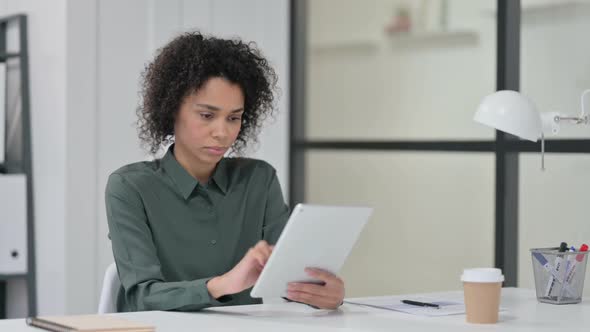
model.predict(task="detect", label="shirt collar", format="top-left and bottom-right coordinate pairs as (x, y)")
top-left (161, 145), bottom-right (229, 199)
top-left (211, 158), bottom-right (229, 195)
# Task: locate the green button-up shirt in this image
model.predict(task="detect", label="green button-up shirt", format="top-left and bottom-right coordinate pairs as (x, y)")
top-left (105, 145), bottom-right (289, 312)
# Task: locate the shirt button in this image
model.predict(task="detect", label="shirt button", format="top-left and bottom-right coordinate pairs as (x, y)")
top-left (210, 239), bottom-right (217, 245)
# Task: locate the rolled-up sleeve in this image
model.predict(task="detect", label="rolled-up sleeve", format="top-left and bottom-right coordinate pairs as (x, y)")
top-left (105, 173), bottom-right (232, 312)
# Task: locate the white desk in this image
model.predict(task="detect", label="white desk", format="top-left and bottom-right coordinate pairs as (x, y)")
top-left (2, 288), bottom-right (589, 331)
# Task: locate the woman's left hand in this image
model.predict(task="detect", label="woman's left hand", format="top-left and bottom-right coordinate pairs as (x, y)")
top-left (287, 268), bottom-right (345, 309)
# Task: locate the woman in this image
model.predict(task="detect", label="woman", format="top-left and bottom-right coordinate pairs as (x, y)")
top-left (105, 32), bottom-right (345, 312)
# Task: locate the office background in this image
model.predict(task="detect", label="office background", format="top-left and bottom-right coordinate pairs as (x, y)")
top-left (0, 0), bottom-right (589, 319)
top-left (292, 0), bottom-right (590, 300)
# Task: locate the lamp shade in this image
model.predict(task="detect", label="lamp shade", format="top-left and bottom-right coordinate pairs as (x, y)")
top-left (474, 90), bottom-right (542, 142)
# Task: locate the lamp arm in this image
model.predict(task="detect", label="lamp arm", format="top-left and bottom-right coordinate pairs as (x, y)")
top-left (545, 90), bottom-right (590, 127)
top-left (538, 89), bottom-right (590, 171)
top-left (540, 132), bottom-right (545, 171)
top-left (556, 116), bottom-right (587, 124)
top-left (580, 89), bottom-right (590, 119)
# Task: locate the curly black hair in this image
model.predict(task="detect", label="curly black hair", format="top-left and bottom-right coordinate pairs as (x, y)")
top-left (137, 31), bottom-right (279, 155)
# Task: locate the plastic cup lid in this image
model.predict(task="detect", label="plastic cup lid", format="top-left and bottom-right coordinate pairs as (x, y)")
top-left (461, 268), bottom-right (505, 283)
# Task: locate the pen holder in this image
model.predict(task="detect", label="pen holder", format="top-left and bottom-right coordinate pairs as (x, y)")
top-left (530, 248), bottom-right (589, 304)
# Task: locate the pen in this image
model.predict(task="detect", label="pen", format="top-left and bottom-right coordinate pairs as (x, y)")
top-left (401, 300), bottom-right (440, 309)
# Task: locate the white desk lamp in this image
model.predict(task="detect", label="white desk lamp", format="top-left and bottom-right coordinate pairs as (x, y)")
top-left (474, 89), bottom-right (590, 170)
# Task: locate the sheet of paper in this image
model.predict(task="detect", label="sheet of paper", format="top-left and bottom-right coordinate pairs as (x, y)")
top-left (346, 296), bottom-right (507, 317)
top-left (345, 298), bottom-right (465, 317)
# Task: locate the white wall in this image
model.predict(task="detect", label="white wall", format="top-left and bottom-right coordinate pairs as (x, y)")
top-left (520, 3), bottom-right (590, 139)
top-left (306, 0), bottom-right (497, 296)
top-left (0, 0), bottom-right (67, 317)
top-left (307, 152), bottom-right (495, 297)
top-left (93, 0), bottom-right (154, 305)
top-left (307, 0), bottom-right (496, 140)
top-left (519, 154), bottom-right (590, 296)
top-left (65, 0), bottom-right (99, 314)
top-left (306, 0), bottom-right (590, 297)
top-left (2, 0), bottom-right (289, 317)
top-left (518, 3), bottom-right (590, 294)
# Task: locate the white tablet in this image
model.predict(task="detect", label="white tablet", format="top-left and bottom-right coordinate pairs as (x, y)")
top-left (250, 204), bottom-right (373, 298)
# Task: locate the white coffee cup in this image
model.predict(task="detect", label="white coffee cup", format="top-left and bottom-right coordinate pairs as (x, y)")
top-left (461, 268), bottom-right (504, 324)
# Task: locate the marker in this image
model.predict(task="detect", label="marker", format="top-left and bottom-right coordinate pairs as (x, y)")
top-left (544, 242), bottom-right (568, 297)
top-left (559, 244), bottom-right (589, 299)
top-left (401, 300), bottom-right (440, 309)
top-left (564, 246), bottom-right (576, 272)
top-left (532, 252), bottom-right (564, 284)
top-left (563, 246), bottom-right (576, 271)
top-left (576, 244), bottom-right (589, 262)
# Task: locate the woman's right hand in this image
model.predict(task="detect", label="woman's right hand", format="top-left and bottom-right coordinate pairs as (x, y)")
top-left (207, 240), bottom-right (273, 298)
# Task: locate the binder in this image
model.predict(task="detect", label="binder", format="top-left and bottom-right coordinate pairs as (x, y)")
top-left (26, 315), bottom-right (154, 332)
top-left (0, 174), bottom-right (27, 274)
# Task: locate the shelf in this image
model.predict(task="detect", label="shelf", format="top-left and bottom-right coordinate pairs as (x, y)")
top-left (388, 30), bottom-right (478, 48)
top-left (0, 274), bottom-right (26, 281)
top-left (0, 52), bottom-right (21, 61)
top-left (309, 40), bottom-right (379, 54)
top-left (308, 30), bottom-right (478, 54)
top-left (483, 0), bottom-right (590, 16)
top-left (0, 14), bottom-right (35, 319)
top-left (523, 0), bottom-right (589, 12)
